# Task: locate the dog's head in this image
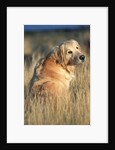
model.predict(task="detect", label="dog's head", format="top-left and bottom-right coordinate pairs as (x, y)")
top-left (47, 39), bottom-right (85, 68)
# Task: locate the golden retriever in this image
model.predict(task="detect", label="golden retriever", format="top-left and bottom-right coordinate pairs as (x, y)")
top-left (28, 39), bottom-right (85, 97)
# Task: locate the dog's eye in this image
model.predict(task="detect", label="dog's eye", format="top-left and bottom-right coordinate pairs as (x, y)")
top-left (68, 51), bottom-right (73, 54)
top-left (76, 47), bottom-right (78, 49)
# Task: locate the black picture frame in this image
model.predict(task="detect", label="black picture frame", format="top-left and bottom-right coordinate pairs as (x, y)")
top-left (1, 1), bottom-right (111, 149)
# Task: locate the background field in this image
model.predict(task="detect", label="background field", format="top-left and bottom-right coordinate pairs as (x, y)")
top-left (24, 25), bottom-right (90, 125)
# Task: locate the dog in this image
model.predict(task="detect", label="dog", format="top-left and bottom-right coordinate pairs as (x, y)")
top-left (28, 39), bottom-right (85, 97)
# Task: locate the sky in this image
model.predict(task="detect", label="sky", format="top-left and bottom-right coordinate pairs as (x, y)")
top-left (24, 25), bottom-right (89, 32)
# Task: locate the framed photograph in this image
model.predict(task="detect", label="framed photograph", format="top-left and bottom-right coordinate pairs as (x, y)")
top-left (6, 7), bottom-right (108, 143)
top-left (24, 24), bottom-right (90, 126)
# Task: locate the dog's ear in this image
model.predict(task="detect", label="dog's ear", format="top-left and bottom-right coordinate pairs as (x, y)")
top-left (46, 44), bottom-right (67, 68)
top-left (47, 46), bottom-right (59, 61)
top-left (58, 43), bottom-right (67, 68)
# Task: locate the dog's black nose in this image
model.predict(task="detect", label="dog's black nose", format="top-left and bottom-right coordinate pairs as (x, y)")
top-left (79, 55), bottom-right (85, 61)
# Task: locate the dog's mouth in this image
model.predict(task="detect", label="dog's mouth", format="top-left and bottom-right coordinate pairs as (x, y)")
top-left (73, 55), bottom-right (86, 65)
top-left (77, 58), bottom-right (86, 64)
top-left (67, 55), bottom-right (86, 66)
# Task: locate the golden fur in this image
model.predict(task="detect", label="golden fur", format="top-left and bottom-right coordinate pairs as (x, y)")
top-left (29, 39), bottom-right (85, 97)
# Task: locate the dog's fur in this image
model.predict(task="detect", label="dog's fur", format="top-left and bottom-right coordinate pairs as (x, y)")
top-left (28, 40), bottom-right (85, 97)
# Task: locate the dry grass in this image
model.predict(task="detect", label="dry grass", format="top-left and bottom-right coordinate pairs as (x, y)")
top-left (24, 30), bottom-right (90, 125)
